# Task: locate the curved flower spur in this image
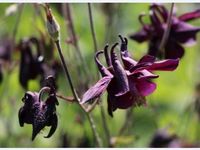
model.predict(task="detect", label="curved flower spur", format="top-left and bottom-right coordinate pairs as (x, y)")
top-left (18, 76), bottom-right (58, 141)
top-left (129, 4), bottom-right (200, 59)
top-left (81, 36), bottom-right (179, 117)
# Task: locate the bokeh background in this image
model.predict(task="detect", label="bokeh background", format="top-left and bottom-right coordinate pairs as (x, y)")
top-left (0, 3), bottom-right (199, 147)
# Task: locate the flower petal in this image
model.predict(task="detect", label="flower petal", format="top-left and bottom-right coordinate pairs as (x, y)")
top-left (131, 69), bottom-right (159, 79)
top-left (129, 27), bottom-right (150, 43)
top-left (172, 20), bottom-right (200, 45)
top-left (138, 55), bottom-right (156, 64)
top-left (148, 38), bottom-right (161, 58)
top-left (81, 76), bottom-right (112, 104)
top-left (95, 51), bottom-right (113, 77)
top-left (110, 43), bottom-right (129, 96)
top-left (136, 79), bottom-right (157, 96)
top-left (147, 58), bottom-right (179, 71)
top-left (178, 9), bottom-right (200, 22)
top-left (165, 40), bottom-right (185, 59)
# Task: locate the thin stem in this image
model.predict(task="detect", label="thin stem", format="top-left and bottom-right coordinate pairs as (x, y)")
top-left (159, 3), bottom-right (174, 54)
top-left (62, 4), bottom-right (89, 78)
top-left (88, 3), bottom-right (111, 147)
top-left (100, 102), bottom-right (111, 147)
top-left (118, 107), bottom-right (133, 136)
top-left (88, 3), bottom-right (98, 52)
top-left (56, 93), bottom-right (75, 103)
top-left (55, 40), bottom-right (79, 101)
top-left (55, 40), bottom-right (102, 147)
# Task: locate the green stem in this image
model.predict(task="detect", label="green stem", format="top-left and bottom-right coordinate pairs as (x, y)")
top-left (88, 3), bottom-right (111, 147)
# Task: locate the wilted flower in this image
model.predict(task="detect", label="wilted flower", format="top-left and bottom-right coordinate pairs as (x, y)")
top-left (81, 36), bottom-right (179, 116)
top-left (129, 4), bottom-right (200, 59)
top-left (18, 76), bottom-right (58, 141)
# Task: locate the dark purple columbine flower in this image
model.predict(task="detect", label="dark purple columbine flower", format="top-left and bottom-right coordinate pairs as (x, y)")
top-left (18, 37), bottom-right (60, 89)
top-left (18, 76), bottom-right (58, 141)
top-left (81, 36), bottom-right (179, 116)
top-left (129, 3), bottom-right (200, 59)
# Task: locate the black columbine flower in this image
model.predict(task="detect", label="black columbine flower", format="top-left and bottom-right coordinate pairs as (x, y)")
top-left (19, 37), bottom-right (60, 89)
top-left (129, 4), bottom-right (200, 59)
top-left (18, 76), bottom-right (58, 141)
top-left (81, 36), bottom-right (179, 116)
top-left (19, 37), bottom-right (44, 89)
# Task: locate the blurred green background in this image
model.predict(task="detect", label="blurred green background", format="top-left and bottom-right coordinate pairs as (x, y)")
top-left (0, 3), bottom-right (199, 147)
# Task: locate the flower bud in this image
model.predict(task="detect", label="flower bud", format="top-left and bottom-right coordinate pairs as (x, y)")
top-left (45, 6), bottom-right (60, 42)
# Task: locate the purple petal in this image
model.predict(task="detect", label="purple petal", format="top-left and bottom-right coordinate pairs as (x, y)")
top-left (136, 79), bottom-right (157, 96)
top-left (121, 54), bottom-right (137, 70)
top-left (131, 69), bottom-right (159, 79)
top-left (138, 55), bottom-right (156, 64)
top-left (107, 94), bottom-right (116, 117)
top-left (110, 43), bottom-right (129, 96)
top-left (95, 51), bottom-right (113, 77)
top-left (129, 27), bottom-right (150, 43)
top-left (150, 4), bottom-right (169, 22)
top-left (165, 40), bottom-right (185, 59)
top-left (172, 20), bottom-right (200, 45)
top-left (112, 92), bottom-right (135, 109)
top-left (147, 58), bottom-right (179, 71)
top-left (81, 76), bottom-right (112, 104)
top-left (148, 38), bottom-right (161, 57)
top-left (178, 9), bottom-right (200, 22)
top-left (129, 62), bottom-right (152, 72)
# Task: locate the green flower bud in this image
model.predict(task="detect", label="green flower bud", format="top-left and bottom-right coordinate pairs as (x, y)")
top-left (46, 7), bottom-right (60, 42)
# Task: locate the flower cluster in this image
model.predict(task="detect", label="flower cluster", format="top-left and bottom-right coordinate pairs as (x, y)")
top-left (81, 35), bottom-right (179, 116)
top-left (18, 76), bottom-right (58, 141)
top-left (129, 4), bottom-right (200, 59)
